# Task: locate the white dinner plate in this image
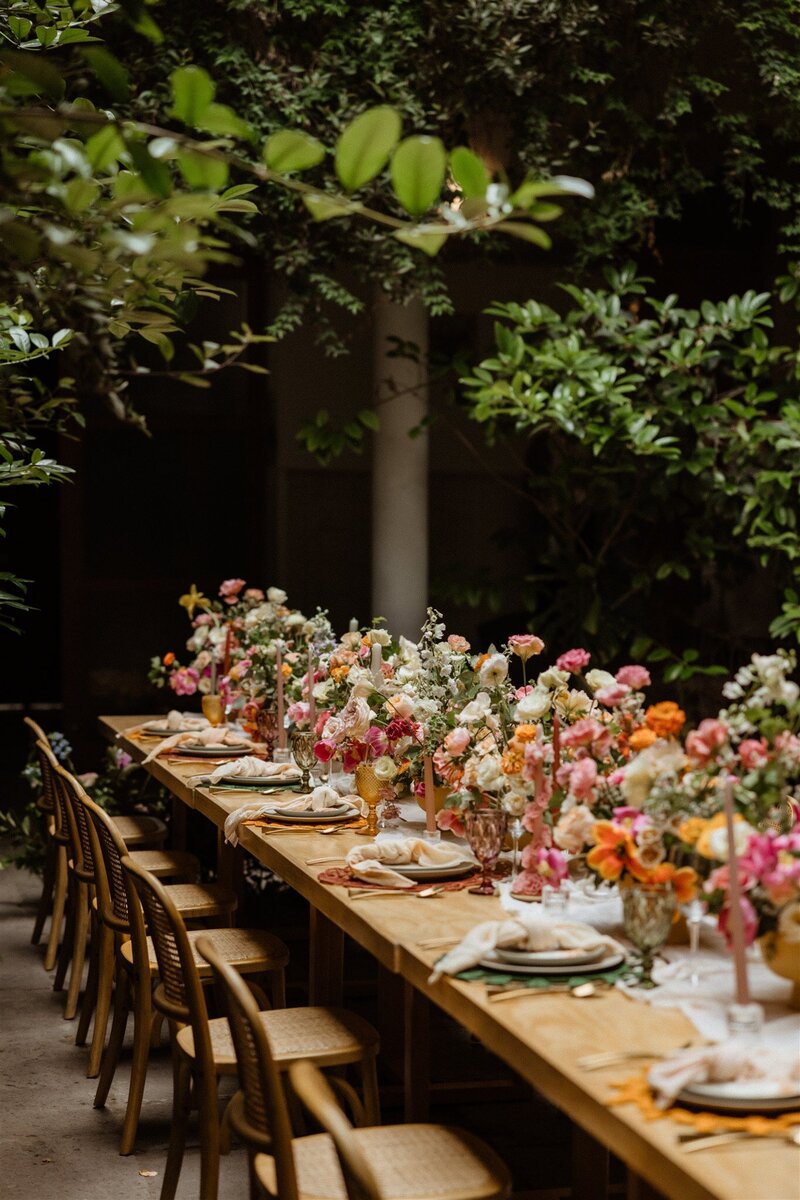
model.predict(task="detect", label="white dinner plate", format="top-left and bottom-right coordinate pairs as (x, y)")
top-left (495, 946), bottom-right (607, 968)
top-left (174, 744), bottom-right (252, 758)
top-left (478, 950), bottom-right (625, 977)
top-left (208, 775), bottom-right (301, 789)
top-left (143, 722), bottom-right (207, 736)
top-left (388, 860), bottom-right (477, 881)
top-left (264, 804), bottom-right (357, 824)
top-left (678, 1081), bottom-right (800, 1114)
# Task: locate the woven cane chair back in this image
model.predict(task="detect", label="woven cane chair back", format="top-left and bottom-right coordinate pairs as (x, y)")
top-left (289, 1060), bottom-right (379, 1200)
top-left (36, 739), bottom-right (68, 841)
top-left (57, 766), bottom-right (97, 885)
top-left (25, 718), bottom-right (54, 813)
top-left (195, 936), bottom-right (299, 1200)
top-left (85, 799), bottom-right (131, 929)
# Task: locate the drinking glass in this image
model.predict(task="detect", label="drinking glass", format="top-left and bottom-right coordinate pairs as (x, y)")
top-left (201, 694), bottom-right (225, 728)
top-left (291, 730), bottom-right (317, 792)
top-left (355, 763), bottom-right (381, 838)
top-left (681, 895), bottom-right (706, 987)
top-left (464, 810), bottom-right (507, 895)
top-left (255, 708), bottom-right (278, 760)
top-left (621, 884), bottom-right (676, 984)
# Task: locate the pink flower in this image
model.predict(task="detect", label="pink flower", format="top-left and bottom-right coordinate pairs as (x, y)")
top-left (561, 717), bottom-right (604, 749)
top-left (385, 717), bottom-right (418, 743)
top-left (508, 633), bottom-right (545, 661)
top-left (386, 693), bottom-right (415, 720)
top-left (436, 807), bottom-right (465, 837)
top-left (595, 683), bottom-right (631, 707)
top-left (219, 578), bottom-right (246, 603)
top-left (444, 727), bottom-right (471, 756)
top-left (511, 870), bottom-right (544, 897)
top-left (170, 667), bottom-right (199, 696)
top-left (314, 739), bottom-right (337, 763)
top-left (521, 844), bottom-right (568, 885)
top-left (447, 634), bottom-right (471, 654)
top-left (364, 726), bottom-right (389, 757)
top-left (739, 738), bottom-right (769, 770)
top-left (568, 757), bottom-right (598, 801)
top-left (287, 700), bottom-right (310, 726)
top-left (343, 742), bottom-right (367, 772)
top-left (718, 895), bottom-right (758, 947)
top-left (114, 749), bottom-right (132, 770)
top-left (686, 718), bottom-right (729, 765)
top-left (556, 648), bottom-right (591, 674)
top-left (553, 804), bottom-right (596, 854)
top-left (515, 685), bottom-right (533, 699)
top-left (615, 664), bottom-right (651, 689)
top-left (433, 746), bottom-right (462, 785)
top-left (244, 588), bottom-right (264, 601)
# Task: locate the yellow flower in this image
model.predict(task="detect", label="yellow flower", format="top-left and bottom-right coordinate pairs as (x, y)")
top-left (629, 727), bottom-right (658, 751)
top-left (513, 724), bottom-right (539, 743)
top-left (179, 583), bottom-right (211, 620)
top-left (679, 816), bottom-right (706, 845)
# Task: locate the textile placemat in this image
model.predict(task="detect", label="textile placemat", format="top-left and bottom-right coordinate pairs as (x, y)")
top-left (455, 963), bottom-right (631, 989)
top-left (610, 1071), bottom-right (800, 1134)
top-left (318, 865), bottom-right (483, 892)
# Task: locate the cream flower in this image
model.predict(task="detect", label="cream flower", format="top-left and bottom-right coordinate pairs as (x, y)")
top-left (514, 688), bottom-right (551, 721)
top-left (476, 754), bottom-right (504, 791)
top-left (458, 692), bottom-right (493, 724)
top-left (585, 669), bottom-right (616, 693)
top-left (537, 667), bottom-right (570, 691)
top-left (267, 587), bottom-right (287, 605)
top-left (706, 819), bottom-right (758, 861)
top-left (479, 653), bottom-right (509, 688)
top-left (366, 628), bottom-right (391, 646)
top-left (373, 756), bottom-right (398, 782)
top-left (620, 739), bottom-right (686, 808)
top-left (385, 693), bottom-right (415, 719)
top-left (553, 804), bottom-right (596, 854)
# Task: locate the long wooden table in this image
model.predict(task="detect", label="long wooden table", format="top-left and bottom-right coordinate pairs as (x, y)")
top-left (101, 716), bottom-right (800, 1200)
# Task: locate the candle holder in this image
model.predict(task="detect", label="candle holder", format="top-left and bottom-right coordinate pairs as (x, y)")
top-left (291, 730), bottom-right (316, 792)
top-left (201, 694), bottom-right (225, 728)
top-left (355, 763), bottom-right (381, 838)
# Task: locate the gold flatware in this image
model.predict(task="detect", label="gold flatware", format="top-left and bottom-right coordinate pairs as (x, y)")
top-left (577, 1042), bottom-right (695, 1071)
top-left (416, 936), bottom-right (461, 949)
top-left (680, 1129), bottom-right (800, 1153)
top-left (348, 886), bottom-right (445, 901)
top-left (305, 856), bottom-right (347, 865)
top-left (488, 982), bottom-right (600, 1003)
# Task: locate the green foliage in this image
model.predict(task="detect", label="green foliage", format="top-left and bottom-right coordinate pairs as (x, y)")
top-left (461, 265), bottom-right (800, 664)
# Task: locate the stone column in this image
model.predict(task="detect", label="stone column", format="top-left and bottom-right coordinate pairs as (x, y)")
top-left (371, 294), bottom-right (429, 638)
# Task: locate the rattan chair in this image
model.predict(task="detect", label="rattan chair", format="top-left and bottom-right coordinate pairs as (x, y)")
top-left (23, 716), bottom-right (60, 951)
top-left (198, 943), bottom-right (510, 1200)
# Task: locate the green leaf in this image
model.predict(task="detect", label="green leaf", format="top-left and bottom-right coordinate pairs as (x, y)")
top-left (85, 125), bottom-right (124, 171)
top-left (334, 106), bottom-right (401, 191)
top-left (82, 47), bottom-right (130, 102)
top-left (358, 408), bottom-right (380, 431)
top-left (394, 228), bottom-right (447, 257)
top-left (7, 16), bottom-right (32, 39)
top-left (170, 65), bottom-right (215, 126)
top-left (177, 150), bottom-right (229, 191)
top-left (0, 49), bottom-right (65, 100)
top-left (127, 142), bottom-right (172, 198)
top-left (199, 103), bottom-right (253, 142)
top-left (391, 136), bottom-right (447, 216)
top-left (494, 221), bottom-right (552, 250)
top-left (450, 146), bottom-right (489, 198)
top-left (264, 129), bottom-right (326, 173)
top-left (302, 193), bottom-right (354, 221)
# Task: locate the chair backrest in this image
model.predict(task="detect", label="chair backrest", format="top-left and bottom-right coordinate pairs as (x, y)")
top-left (120, 856), bottom-right (213, 1063)
top-left (24, 714), bottom-right (49, 745)
top-left (289, 1060), bottom-right (380, 1200)
top-left (35, 738), bottom-right (65, 834)
top-left (84, 796), bottom-right (132, 930)
top-left (195, 935), bottom-right (299, 1200)
top-left (56, 764), bottom-right (97, 885)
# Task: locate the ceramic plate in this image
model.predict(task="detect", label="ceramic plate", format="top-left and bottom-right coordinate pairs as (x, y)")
top-left (208, 775), bottom-right (301, 789)
top-left (143, 722), bottom-right (207, 736)
top-left (386, 860), bottom-right (477, 881)
top-left (264, 804), bottom-right (357, 824)
top-left (478, 950), bottom-right (625, 977)
top-left (174, 744), bottom-right (252, 757)
top-left (678, 1081), bottom-right (800, 1115)
top-left (495, 946), bottom-right (607, 968)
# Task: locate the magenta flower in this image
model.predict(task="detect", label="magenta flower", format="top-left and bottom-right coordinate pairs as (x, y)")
top-left (615, 664), bottom-right (651, 689)
top-left (718, 895), bottom-right (758, 947)
top-left (364, 726), bottom-right (389, 758)
top-left (170, 667), bottom-right (199, 696)
top-left (556, 647), bottom-right (591, 673)
top-left (343, 742), bottom-right (367, 773)
top-left (314, 739), bottom-right (337, 763)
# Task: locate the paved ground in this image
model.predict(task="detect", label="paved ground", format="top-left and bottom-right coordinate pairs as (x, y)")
top-left (0, 860), bottom-right (247, 1200)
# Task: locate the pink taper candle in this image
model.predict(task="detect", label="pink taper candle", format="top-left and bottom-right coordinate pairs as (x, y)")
top-left (723, 779), bottom-right (750, 1005)
top-left (307, 645), bottom-right (316, 732)
top-left (275, 644), bottom-right (286, 749)
top-left (423, 754), bottom-right (436, 836)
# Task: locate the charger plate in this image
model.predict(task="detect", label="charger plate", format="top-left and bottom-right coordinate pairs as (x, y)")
top-left (677, 1081), bottom-right (800, 1115)
top-left (478, 950), bottom-right (625, 977)
top-left (495, 945), bottom-right (606, 968)
top-left (174, 744), bottom-right (252, 757)
top-left (265, 804), bottom-right (357, 824)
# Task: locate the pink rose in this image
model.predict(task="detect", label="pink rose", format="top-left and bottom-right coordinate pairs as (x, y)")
top-left (739, 738), bottom-right (769, 770)
top-left (510, 870), bottom-right (544, 897)
top-left (313, 739), bottom-right (337, 763)
top-left (447, 634), bottom-right (471, 654)
top-left (553, 804), bottom-right (595, 853)
top-left (515, 685), bottom-right (533, 699)
top-left (219, 578), bottom-right (246, 603)
top-left (686, 718), bottom-right (729, 765)
top-left (508, 633), bottom-right (545, 661)
top-left (436, 807), bottom-right (466, 838)
top-left (718, 895), bottom-right (758, 947)
top-left (556, 648), bottom-right (591, 673)
top-left (560, 716), bottom-right (604, 748)
top-left (521, 844), bottom-right (568, 885)
top-left (568, 757), bottom-right (598, 801)
top-left (364, 726), bottom-right (389, 757)
top-left (595, 683), bottom-right (631, 707)
top-left (615, 664), bottom-right (651, 689)
top-left (244, 588), bottom-right (264, 601)
top-left (170, 667), bottom-right (199, 696)
top-left (287, 700), bottom-right (310, 726)
top-left (444, 727), bottom-right (470, 756)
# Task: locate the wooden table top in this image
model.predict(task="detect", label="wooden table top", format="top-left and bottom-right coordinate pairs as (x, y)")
top-left (101, 715), bottom-right (800, 1200)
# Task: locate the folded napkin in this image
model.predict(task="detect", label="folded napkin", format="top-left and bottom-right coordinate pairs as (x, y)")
top-left (224, 785), bottom-right (358, 846)
top-left (429, 906), bottom-right (623, 983)
top-left (647, 1038), bottom-right (800, 1108)
top-left (201, 757), bottom-right (301, 786)
top-left (143, 726), bottom-right (258, 763)
top-left (118, 710), bottom-right (208, 738)
top-left (346, 837), bottom-right (477, 890)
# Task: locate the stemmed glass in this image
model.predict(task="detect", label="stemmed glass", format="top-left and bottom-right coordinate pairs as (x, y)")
top-left (464, 809), bottom-right (507, 896)
top-left (256, 708), bottom-right (278, 760)
top-left (355, 763), bottom-right (381, 838)
top-left (621, 883), bottom-right (676, 985)
top-left (291, 730), bottom-right (317, 792)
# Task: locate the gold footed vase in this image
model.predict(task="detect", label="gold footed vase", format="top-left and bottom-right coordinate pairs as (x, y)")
top-left (759, 931), bottom-right (800, 1010)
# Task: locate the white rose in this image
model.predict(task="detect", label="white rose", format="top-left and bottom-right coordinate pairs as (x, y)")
top-left (476, 755), bottom-right (503, 791)
top-left (514, 688), bottom-right (551, 721)
top-left (366, 628), bottom-right (391, 646)
top-left (348, 668), bottom-right (375, 699)
top-left (340, 631), bottom-right (362, 650)
top-left (537, 667), bottom-right (570, 691)
top-left (585, 669), bottom-right (616, 692)
top-left (385, 693), bottom-right (415, 719)
top-left (373, 756), bottom-right (398, 782)
top-left (479, 652), bottom-right (509, 688)
top-left (284, 613), bottom-right (306, 627)
top-left (458, 692), bottom-right (492, 724)
top-left (707, 820), bottom-right (757, 861)
top-left (267, 587), bottom-right (288, 605)
top-left (556, 688), bottom-right (592, 719)
top-left (312, 678), bottom-right (334, 702)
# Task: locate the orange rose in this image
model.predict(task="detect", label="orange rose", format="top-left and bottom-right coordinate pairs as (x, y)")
top-left (629, 727), bottom-right (658, 751)
top-left (163, 652), bottom-right (176, 667)
top-left (644, 701), bottom-right (686, 739)
top-left (281, 662), bottom-right (292, 679)
top-left (501, 747), bottom-right (524, 775)
top-left (513, 724), bottom-right (539, 743)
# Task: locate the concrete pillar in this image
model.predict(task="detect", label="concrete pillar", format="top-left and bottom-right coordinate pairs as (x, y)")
top-left (371, 294), bottom-right (429, 638)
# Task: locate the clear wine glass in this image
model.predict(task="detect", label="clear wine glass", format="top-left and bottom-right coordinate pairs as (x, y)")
top-left (464, 809), bottom-right (507, 896)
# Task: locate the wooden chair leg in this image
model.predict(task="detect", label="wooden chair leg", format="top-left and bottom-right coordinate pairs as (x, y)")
top-left (197, 1065), bottom-right (221, 1200)
top-left (359, 1055), bottom-right (381, 1126)
top-left (76, 909), bottom-right (101, 1046)
top-left (87, 926), bottom-right (115, 1077)
top-left (44, 845), bottom-right (67, 970)
top-left (64, 882), bottom-right (89, 1019)
top-left (95, 963), bottom-right (130, 1109)
top-left (54, 876), bottom-right (76, 992)
top-left (160, 1050), bottom-right (191, 1200)
top-left (268, 967), bottom-right (286, 1009)
top-left (32, 836), bottom-right (56, 946)
top-left (119, 974), bottom-right (153, 1155)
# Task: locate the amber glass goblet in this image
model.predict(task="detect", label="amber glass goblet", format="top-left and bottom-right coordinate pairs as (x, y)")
top-left (464, 809), bottom-right (507, 895)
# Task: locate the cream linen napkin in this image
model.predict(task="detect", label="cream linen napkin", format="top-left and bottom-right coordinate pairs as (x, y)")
top-left (203, 757), bottom-right (300, 785)
top-left (143, 726), bottom-right (258, 763)
top-left (223, 785), bottom-right (358, 846)
top-left (346, 837), bottom-right (477, 889)
top-left (429, 906), bottom-right (624, 983)
top-left (118, 710), bottom-right (208, 738)
top-left (647, 1031), bottom-right (800, 1107)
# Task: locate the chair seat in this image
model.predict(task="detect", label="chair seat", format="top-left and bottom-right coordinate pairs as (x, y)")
top-left (127, 849), bottom-right (200, 880)
top-left (111, 814), bottom-right (168, 847)
top-left (176, 1006), bottom-right (379, 1074)
top-left (255, 1125), bottom-right (511, 1200)
top-left (122, 925), bottom-right (289, 977)
top-left (162, 881), bottom-right (237, 919)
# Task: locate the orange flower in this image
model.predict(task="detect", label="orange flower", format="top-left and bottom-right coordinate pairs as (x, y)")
top-left (501, 747), bottom-right (524, 775)
top-left (163, 652), bottom-right (176, 667)
top-left (587, 821), bottom-right (637, 882)
top-left (474, 652), bottom-right (490, 672)
top-left (645, 701), bottom-right (686, 739)
top-left (629, 727), bottom-right (657, 751)
top-left (679, 816), bottom-right (705, 845)
top-left (513, 724), bottom-right (539, 743)
top-left (645, 862), bottom-right (698, 904)
top-left (281, 662), bottom-right (292, 679)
